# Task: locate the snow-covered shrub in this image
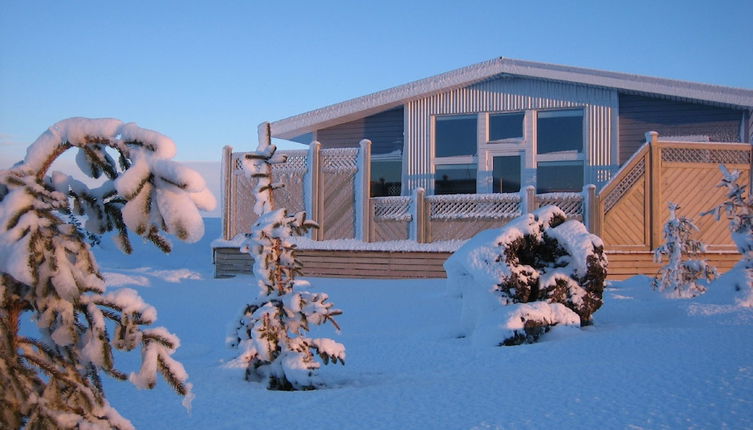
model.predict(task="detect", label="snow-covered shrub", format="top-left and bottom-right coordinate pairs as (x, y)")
top-left (703, 165), bottom-right (753, 305)
top-left (229, 124), bottom-right (344, 391)
top-left (0, 118), bottom-right (215, 429)
top-left (445, 206), bottom-right (607, 347)
top-left (653, 202), bottom-right (716, 298)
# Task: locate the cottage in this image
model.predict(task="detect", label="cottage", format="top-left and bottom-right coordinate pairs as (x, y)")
top-left (216, 58), bottom-right (753, 279)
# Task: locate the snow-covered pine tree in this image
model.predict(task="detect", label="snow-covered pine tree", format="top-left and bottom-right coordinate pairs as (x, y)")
top-left (703, 165), bottom-right (753, 300)
top-left (0, 118), bottom-right (215, 429)
top-left (229, 122), bottom-right (345, 391)
top-left (653, 202), bottom-right (716, 297)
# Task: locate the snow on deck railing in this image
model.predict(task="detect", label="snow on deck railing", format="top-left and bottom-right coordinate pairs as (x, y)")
top-left (426, 193), bottom-right (521, 220)
top-left (373, 196), bottom-right (412, 222)
top-left (536, 192), bottom-right (583, 218)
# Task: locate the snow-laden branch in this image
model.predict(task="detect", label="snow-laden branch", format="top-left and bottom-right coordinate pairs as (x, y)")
top-left (0, 117), bottom-right (213, 429)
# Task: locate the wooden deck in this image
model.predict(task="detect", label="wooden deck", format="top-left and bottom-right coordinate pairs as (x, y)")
top-left (214, 247), bottom-right (741, 281)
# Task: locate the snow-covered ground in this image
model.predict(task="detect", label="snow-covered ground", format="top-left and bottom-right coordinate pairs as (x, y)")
top-left (89, 219), bottom-right (753, 429)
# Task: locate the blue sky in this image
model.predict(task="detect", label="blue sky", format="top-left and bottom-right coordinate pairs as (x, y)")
top-left (1, 0), bottom-right (751, 165)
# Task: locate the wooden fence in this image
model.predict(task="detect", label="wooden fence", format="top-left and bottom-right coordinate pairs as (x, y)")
top-left (218, 129), bottom-right (750, 279)
top-left (221, 139), bottom-right (595, 244)
top-left (598, 131), bottom-right (751, 252)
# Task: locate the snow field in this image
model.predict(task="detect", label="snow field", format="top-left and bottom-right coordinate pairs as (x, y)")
top-left (88, 219), bottom-right (753, 429)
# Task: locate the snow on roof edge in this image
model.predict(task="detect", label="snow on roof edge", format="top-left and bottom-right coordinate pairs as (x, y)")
top-left (271, 57), bottom-right (753, 140)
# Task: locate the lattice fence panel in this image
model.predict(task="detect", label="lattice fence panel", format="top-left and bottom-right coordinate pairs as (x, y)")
top-left (535, 193), bottom-right (583, 221)
top-left (426, 193), bottom-right (521, 220)
top-left (601, 176), bottom-right (647, 248)
top-left (373, 196), bottom-right (411, 222)
top-left (603, 158), bottom-right (645, 214)
top-left (230, 150), bottom-right (308, 238)
top-left (321, 148), bottom-right (358, 240)
top-left (271, 151), bottom-right (307, 215)
top-left (229, 153), bottom-right (257, 239)
top-left (662, 147), bottom-right (751, 165)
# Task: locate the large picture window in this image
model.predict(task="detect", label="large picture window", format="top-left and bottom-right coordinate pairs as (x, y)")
top-left (435, 115), bottom-right (477, 158)
top-left (536, 161), bottom-right (583, 193)
top-left (489, 112), bottom-right (524, 142)
top-left (433, 115), bottom-right (478, 194)
top-left (536, 109), bottom-right (584, 193)
top-left (537, 110), bottom-right (583, 154)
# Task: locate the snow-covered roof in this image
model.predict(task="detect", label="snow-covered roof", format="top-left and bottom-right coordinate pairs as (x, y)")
top-left (271, 57), bottom-right (753, 140)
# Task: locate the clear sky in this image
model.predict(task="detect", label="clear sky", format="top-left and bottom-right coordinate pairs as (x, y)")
top-left (1, 0), bottom-right (752, 166)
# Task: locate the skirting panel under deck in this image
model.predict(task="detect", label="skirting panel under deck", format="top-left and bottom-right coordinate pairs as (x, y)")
top-left (214, 247), bottom-right (741, 281)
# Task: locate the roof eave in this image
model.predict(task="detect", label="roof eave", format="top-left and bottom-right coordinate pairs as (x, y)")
top-left (271, 58), bottom-right (753, 140)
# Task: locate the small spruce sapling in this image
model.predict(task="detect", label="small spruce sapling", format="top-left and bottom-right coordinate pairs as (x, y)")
top-left (653, 202), bottom-right (716, 297)
top-left (0, 118), bottom-right (215, 429)
top-left (229, 123), bottom-right (345, 391)
top-left (703, 165), bottom-right (753, 303)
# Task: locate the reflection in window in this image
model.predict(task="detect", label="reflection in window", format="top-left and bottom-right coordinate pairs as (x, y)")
top-left (537, 110), bottom-right (583, 154)
top-left (537, 161), bottom-right (583, 193)
top-left (435, 164), bottom-right (476, 195)
top-left (492, 155), bottom-right (521, 193)
top-left (371, 158), bottom-right (402, 197)
top-left (435, 115), bottom-right (477, 157)
top-left (489, 112), bottom-right (524, 141)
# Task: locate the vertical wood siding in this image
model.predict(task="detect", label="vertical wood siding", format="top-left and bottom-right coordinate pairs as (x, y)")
top-left (618, 94), bottom-right (744, 163)
top-left (403, 77), bottom-right (617, 192)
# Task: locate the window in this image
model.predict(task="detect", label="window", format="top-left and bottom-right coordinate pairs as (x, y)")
top-left (492, 155), bottom-right (521, 193)
top-left (371, 159), bottom-right (402, 197)
top-left (536, 109), bottom-right (584, 193)
top-left (489, 112), bottom-right (524, 141)
top-left (537, 161), bottom-right (583, 193)
top-left (537, 110), bottom-right (583, 154)
top-left (434, 115), bottom-right (478, 194)
top-left (435, 115), bottom-right (477, 157)
top-left (435, 164), bottom-right (476, 195)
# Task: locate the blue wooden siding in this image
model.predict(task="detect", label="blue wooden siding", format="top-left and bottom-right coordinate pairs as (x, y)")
top-left (618, 94), bottom-right (745, 163)
top-left (315, 106), bottom-right (404, 155)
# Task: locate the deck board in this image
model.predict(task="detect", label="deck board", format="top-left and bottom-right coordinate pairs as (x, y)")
top-left (214, 247), bottom-right (741, 281)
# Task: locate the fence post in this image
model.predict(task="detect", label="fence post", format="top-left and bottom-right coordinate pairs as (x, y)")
top-left (582, 184), bottom-right (598, 234)
top-left (306, 141), bottom-right (322, 240)
top-left (356, 139), bottom-right (372, 242)
top-left (521, 185), bottom-right (536, 214)
top-left (221, 145), bottom-right (234, 240)
top-left (411, 187), bottom-right (426, 243)
top-left (646, 131), bottom-right (661, 249)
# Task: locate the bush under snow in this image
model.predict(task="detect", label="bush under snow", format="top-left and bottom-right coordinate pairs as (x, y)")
top-left (445, 206), bottom-right (607, 347)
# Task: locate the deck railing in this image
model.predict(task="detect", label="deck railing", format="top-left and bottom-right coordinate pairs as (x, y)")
top-left (221, 126), bottom-right (604, 243)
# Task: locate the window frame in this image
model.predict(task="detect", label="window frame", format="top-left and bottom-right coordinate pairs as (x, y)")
top-left (429, 107), bottom-right (587, 195)
top-left (534, 108), bottom-right (586, 193)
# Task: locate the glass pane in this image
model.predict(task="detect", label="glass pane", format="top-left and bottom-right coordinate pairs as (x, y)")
top-left (492, 155), bottom-right (521, 193)
top-left (537, 162), bottom-right (583, 193)
top-left (435, 115), bottom-right (477, 157)
top-left (537, 110), bottom-right (583, 154)
top-left (489, 112), bottom-right (524, 141)
top-left (371, 159), bottom-right (402, 197)
top-left (435, 164), bottom-right (477, 195)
